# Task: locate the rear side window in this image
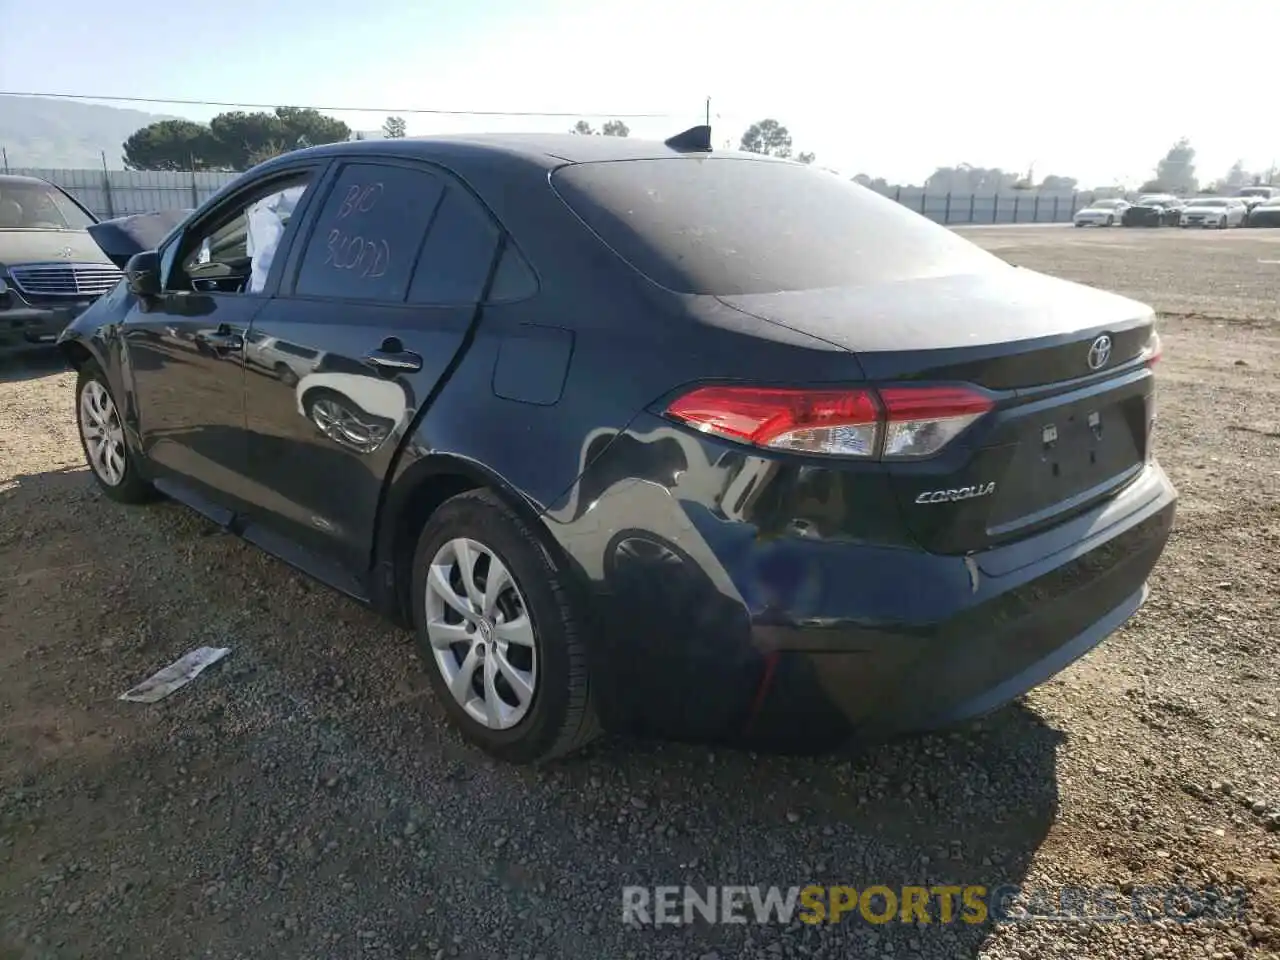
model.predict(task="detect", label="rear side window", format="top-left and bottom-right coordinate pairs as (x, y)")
top-left (407, 187), bottom-right (500, 305)
top-left (295, 163), bottom-right (444, 302)
top-left (551, 158), bottom-right (1002, 296)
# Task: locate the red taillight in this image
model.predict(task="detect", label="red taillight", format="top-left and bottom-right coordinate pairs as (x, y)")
top-left (878, 386), bottom-right (995, 459)
top-left (664, 386), bottom-right (880, 456)
top-left (663, 384), bottom-right (993, 459)
top-left (1144, 330), bottom-right (1162, 367)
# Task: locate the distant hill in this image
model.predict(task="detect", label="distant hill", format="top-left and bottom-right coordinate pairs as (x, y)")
top-left (0, 96), bottom-right (179, 169)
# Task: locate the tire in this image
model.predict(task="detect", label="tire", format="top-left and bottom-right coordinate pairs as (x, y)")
top-left (1105, 215), bottom-right (1114, 227)
top-left (274, 362), bottom-right (299, 387)
top-left (1220, 217), bottom-right (1229, 230)
top-left (1074, 222), bottom-right (1084, 228)
top-left (75, 362), bottom-right (158, 504)
top-left (410, 489), bottom-right (600, 763)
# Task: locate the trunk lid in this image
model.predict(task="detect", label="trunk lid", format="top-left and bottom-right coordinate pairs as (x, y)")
top-left (718, 268), bottom-right (1158, 554)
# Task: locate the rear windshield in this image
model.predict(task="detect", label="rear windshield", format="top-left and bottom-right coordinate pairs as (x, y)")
top-left (550, 158), bottom-right (1000, 296)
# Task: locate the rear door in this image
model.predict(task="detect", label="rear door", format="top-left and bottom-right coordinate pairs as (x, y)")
top-left (239, 157), bottom-right (509, 575)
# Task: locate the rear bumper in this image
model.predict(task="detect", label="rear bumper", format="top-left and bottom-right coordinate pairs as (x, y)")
top-left (0, 304), bottom-right (85, 355)
top-left (585, 458), bottom-right (1176, 742)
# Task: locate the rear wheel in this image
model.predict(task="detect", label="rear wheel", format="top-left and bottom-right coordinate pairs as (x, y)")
top-left (410, 489), bottom-right (600, 763)
top-left (273, 362), bottom-right (299, 386)
top-left (75, 363), bottom-right (157, 504)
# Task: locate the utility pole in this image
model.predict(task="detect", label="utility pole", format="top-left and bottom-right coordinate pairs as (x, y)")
top-left (705, 97), bottom-right (711, 127)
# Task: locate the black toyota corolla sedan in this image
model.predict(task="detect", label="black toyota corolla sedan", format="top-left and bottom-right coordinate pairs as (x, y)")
top-left (59, 128), bottom-right (1175, 763)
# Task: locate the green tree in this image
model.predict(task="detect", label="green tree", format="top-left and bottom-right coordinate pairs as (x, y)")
top-left (383, 115), bottom-right (407, 139)
top-left (571, 119), bottom-right (630, 137)
top-left (924, 164), bottom-right (1019, 194)
top-left (1151, 138), bottom-right (1198, 194)
top-left (796, 151), bottom-right (816, 164)
top-left (123, 106), bottom-right (351, 172)
top-left (122, 119), bottom-right (216, 171)
top-left (1039, 174), bottom-right (1078, 192)
top-left (1211, 159), bottom-right (1250, 193)
top-left (245, 140), bottom-right (289, 168)
top-left (272, 107), bottom-right (349, 150)
top-left (739, 119), bottom-right (792, 158)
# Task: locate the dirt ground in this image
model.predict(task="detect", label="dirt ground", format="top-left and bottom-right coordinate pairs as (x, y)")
top-left (1, 225), bottom-right (1278, 960)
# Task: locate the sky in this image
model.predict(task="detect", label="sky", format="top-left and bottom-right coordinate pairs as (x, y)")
top-left (2, 0), bottom-right (1278, 187)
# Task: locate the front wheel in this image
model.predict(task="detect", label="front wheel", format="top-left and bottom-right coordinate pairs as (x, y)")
top-left (75, 364), bottom-right (158, 504)
top-left (1220, 216), bottom-right (1230, 230)
top-left (410, 489), bottom-right (600, 763)
top-left (1106, 215), bottom-right (1114, 226)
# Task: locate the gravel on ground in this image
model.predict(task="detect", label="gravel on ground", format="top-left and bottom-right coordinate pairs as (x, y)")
top-left (1, 225), bottom-right (1278, 959)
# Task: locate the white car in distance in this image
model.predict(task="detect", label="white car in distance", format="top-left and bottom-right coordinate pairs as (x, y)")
top-left (1073, 198), bottom-right (1129, 227)
top-left (1180, 197), bottom-right (1248, 229)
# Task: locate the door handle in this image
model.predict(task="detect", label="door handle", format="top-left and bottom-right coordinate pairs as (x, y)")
top-left (363, 349), bottom-right (422, 373)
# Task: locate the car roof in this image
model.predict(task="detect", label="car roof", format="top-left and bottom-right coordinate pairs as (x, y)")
top-left (0, 174), bottom-right (55, 187)
top-left (267, 130), bottom-right (783, 171)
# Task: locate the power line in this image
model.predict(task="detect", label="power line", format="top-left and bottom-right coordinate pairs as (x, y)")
top-left (0, 91), bottom-right (677, 120)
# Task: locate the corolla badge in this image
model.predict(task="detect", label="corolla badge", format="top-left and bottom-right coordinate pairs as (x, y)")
top-left (915, 482), bottom-right (996, 504)
top-left (1087, 334), bottom-right (1112, 371)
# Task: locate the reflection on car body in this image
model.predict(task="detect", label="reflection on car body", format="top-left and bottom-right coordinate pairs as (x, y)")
top-left (244, 330), bottom-right (324, 385)
top-left (296, 369), bottom-right (406, 453)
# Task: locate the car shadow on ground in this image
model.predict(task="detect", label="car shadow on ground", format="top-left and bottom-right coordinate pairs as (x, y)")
top-left (0, 467), bottom-right (1064, 959)
top-left (0, 349), bottom-right (68, 384)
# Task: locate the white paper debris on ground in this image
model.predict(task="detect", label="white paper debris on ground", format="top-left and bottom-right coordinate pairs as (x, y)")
top-left (118, 646), bottom-right (231, 703)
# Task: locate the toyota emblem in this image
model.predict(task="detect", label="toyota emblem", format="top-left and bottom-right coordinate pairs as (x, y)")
top-left (1087, 335), bottom-right (1112, 371)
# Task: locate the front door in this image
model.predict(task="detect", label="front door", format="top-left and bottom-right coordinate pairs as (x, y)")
top-left (239, 158), bottom-right (514, 576)
top-left (121, 168), bottom-right (321, 511)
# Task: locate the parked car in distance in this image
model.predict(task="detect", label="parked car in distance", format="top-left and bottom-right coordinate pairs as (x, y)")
top-left (1180, 197), bottom-right (1248, 228)
top-left (1122, 195), bottom-right (1184, 227)
top-left (1073, 198), bottom-right (1130, 227)
top-left (244, 330), bottom-right (324, 385)
top-left (0, 175), bottom-right (123, 357)
top-left (1246, 196), bottom-right (1280, 227)
top-left (1235, 186), bottom-right (1280, 223)
top-left (1236, 185), bottom-right (1279, 204)
top-left (59, 129), bottom-right (1175, 763)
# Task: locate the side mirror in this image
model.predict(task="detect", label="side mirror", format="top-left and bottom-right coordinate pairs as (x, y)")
top-left (124, 250), bottom-right (161, 298)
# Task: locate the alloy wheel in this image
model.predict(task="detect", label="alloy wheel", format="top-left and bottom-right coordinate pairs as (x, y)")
top-left (424, 537), bottom-right (537, 729)
top-left (79, 380), bottom-right (126, 487)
